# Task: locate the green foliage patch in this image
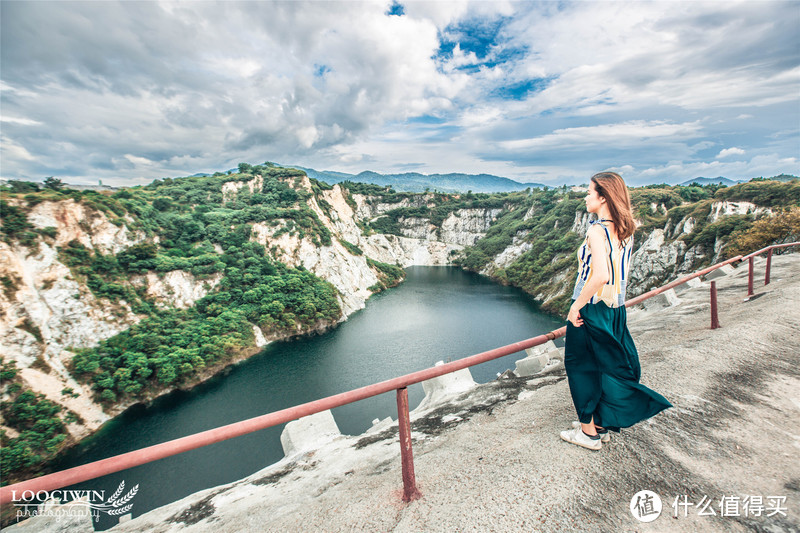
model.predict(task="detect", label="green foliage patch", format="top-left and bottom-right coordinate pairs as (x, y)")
top-left (1, 357), bottom-right (73, 485)
top-left (70, 240), bottom-right (341, 404)
top-left (464, 189), bottom-right (584, 316)
top-left (366, 258), bottom-right (405, 292)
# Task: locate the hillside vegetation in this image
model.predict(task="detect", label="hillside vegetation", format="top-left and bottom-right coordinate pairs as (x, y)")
top-left (1, 165), bottom-right (344, 483)
top-left (454, 180), bottom-right (799, 314)
top-left (1, 169), bottom-right (797, 486)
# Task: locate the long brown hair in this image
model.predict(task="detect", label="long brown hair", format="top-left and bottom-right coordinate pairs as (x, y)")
top-left (591, 172), bottom-right (636, 241)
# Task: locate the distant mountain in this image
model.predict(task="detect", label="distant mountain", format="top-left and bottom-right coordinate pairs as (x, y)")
top-left (678, 175), bottom-right (798, 187)
top-left (291, 166), bottom-right (355, 184)
top-left (679, 176), bottom-right (741, 187)
top-left (284, 165), bottom-right (544, 193)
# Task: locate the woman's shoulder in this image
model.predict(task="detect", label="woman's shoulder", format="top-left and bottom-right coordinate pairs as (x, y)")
top-left (586, 224), bottom-right (610, 248)
top-left (587, 222), bottom-right (615, 243)
top-left (587, 222), bottom-right (608, 236)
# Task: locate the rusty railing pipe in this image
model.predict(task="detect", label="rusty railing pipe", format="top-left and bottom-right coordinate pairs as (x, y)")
top-left (4, 245), bottom-right (797, 506)
top-left (396, 387), bottom-right (421, 502)
top-left (0, 330), bottom-right (562, 504)
top-left (765, 248), bottom-right (773, 286)
top-left (710, 281), bottom-right (720, 329)
top-left (624, 255), bottom-right (742, 307)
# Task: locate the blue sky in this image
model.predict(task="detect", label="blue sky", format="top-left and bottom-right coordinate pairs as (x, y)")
top-left (1, 1), bottom-right (798, 187)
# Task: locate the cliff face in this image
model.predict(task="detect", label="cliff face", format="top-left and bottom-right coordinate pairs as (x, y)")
top-left (0, 178), bottom-right (507, 441)
top-left (475, 199), bottom-right (782, 311)
top-left (2, 177), bottom-right (783, 447)
top-left (0, 200), bottom-right (149, 436)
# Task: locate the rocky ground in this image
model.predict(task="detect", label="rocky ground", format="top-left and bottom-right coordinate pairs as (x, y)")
top-left (8, 253), bottom-right (800, 533)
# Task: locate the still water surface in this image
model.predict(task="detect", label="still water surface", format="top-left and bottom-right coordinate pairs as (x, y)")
top-left (52, 267), bottom-right (564, 529)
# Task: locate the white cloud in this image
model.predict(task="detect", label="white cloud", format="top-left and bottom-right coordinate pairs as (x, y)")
top-left (498, 120), bottom-right (704, 151)
top-left (716, 147), bottom-right (746, 159)
top-left (0, 1), bottom-right (797, 185)
top-left (1, 136), bottom-right (35, 162)
top-left (123, 154), bottom-right (155, 167)
top-left (502, 2), bottom-right (799, 113)
top-left (0, 116), bottom-right (42, 126)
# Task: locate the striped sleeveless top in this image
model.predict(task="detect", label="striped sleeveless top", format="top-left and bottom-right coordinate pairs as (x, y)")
top-left (571, 219), bottom-right (634, 308)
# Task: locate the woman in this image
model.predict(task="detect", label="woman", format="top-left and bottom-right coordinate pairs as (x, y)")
top-left (560, 172), bottom-right (672, 450)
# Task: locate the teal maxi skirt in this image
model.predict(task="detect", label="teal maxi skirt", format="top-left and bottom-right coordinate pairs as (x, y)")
top-left (564, 301), bottom-right (672, 432)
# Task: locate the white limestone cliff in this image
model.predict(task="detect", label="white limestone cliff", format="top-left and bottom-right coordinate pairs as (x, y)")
top-left (130, 271), bottom-right (223, 310)
top-left (708, 200), bottom-right (771, 223)
top-left (0, 177), bottom-right (508, 440)
top-left (4, 176), bottom-right (776, 447)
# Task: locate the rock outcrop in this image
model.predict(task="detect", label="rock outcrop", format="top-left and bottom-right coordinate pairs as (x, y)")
top-left (2, 176), bottom-right (783, 458)
top-left (130, 271), bottom-right (223, 310)
top-left (708, 200), bottom-right (771, 222)
top-left (0, 178), bottom-right (511, 441)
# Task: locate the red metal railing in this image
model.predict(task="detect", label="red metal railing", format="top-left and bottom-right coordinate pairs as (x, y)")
top-left (0, 331), bottom-right (561, 505)
top-left (1, 243), bottom-right (797, 506)
top-left (742, 242), bottom-right (799, 297)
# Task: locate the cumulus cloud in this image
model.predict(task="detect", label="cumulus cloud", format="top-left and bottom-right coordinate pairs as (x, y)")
top-left (716, 147), bottom-right (746, 159)
top-left (1, 0), bottom-right (474, 182)
top-left (498, 120), bottom-right (704, 151)
top-left (0, 0), bottom-right (797, 185)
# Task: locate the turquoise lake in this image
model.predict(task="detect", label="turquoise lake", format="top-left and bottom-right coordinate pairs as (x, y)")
top-left (50, 266), bottom-right (564, 529)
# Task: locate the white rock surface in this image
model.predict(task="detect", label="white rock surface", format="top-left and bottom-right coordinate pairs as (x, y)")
top-left (221, 174), bottom-right (264, 202)
top-left (480, 230), bottom-right (532, 275)
top-left (708, 200), bottom-right (771, 223)
top-left (252, 325), bottom-right (269, 348)
top-left (132, 271), bottom-right (223, 309)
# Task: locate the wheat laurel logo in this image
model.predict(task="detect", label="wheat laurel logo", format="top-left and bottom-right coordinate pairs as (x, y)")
top-left (89, 481), bottom-right (139, 516)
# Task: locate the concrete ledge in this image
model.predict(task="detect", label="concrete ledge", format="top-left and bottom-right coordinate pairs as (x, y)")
top-left (514, 341), bottom-right (563, 377)
top-left (703, 264), bottom-right (735, 280)
top-left (367, 417), bottom-right (393, 434)
top-left (414, 361), bottom-right (477, 413)
top-left (674, 276), bottom-right (706, 295)
top-left (643, 288), bottom-right (681, 310)
top-left (514, 353), bottom-right (547, 376)
top-left (526, 340), bottom-right (557, 356)
top-left (280, 410), bottom-right (341, 457)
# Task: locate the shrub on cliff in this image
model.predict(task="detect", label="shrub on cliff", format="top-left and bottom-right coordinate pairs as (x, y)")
top-left (723, 207), bottom-right (800, 258)
top-left (714, 179), bottom-right (800, 208)
top-left (0, 201), bottom-right (37, 247)
top-left (0, 357), bottom-right (73, 485)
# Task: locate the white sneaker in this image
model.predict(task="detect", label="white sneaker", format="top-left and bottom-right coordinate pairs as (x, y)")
top-left (572, 421), bottom-right (611, 443)
top-left (560, 426), bottom-right (602, 450)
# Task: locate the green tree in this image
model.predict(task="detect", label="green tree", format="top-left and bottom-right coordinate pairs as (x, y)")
top-left (43, 177), bottom-right (65, 191)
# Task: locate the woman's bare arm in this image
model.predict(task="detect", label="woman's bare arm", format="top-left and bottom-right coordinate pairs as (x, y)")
top-left (567, 225), bottom-right (610, 326)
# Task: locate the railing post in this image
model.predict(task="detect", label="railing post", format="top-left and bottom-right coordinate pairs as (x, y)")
top-left (710, 281), bottom-right (720, 329)
top-left (747, 257), bottom-right (754, 297)
top-left (765, 248), bottom-right (773, 286)
top-left (396, 387), bottom-right (421, 502)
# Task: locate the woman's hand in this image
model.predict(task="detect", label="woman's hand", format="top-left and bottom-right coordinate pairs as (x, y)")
top-left (567, 304), bottom-right (584, 327)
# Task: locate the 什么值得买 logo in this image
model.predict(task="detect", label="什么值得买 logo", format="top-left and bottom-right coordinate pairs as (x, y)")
top-left (630, 489), bottom-right (662, 522)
